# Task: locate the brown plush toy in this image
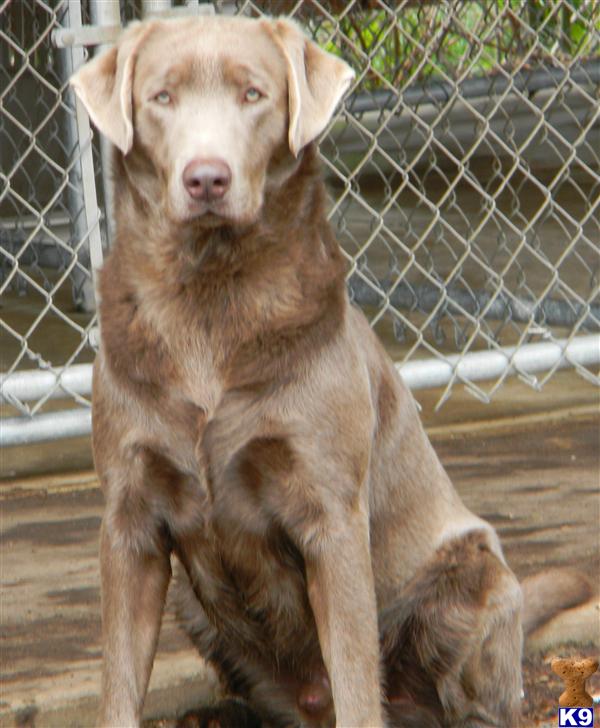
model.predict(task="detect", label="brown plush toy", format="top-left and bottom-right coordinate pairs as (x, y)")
top-left (551, 656), bottom-right (599, 708)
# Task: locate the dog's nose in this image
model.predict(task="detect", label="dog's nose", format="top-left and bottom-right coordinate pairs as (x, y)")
top-left (183, 158), bottom-right (232, 201)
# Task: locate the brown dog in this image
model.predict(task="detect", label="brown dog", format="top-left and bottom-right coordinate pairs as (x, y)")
top-left (72, 15), bottom-right (526, 728)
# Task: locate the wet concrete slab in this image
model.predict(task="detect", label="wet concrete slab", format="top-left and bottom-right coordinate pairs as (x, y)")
top-left (1, 405), bottom-right (598, 726)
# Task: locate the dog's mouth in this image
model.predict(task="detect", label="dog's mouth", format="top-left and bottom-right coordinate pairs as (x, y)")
top-left (185, 204), bottom-right (229, 227)
top-left (181, 197), bottom-right (259, 229)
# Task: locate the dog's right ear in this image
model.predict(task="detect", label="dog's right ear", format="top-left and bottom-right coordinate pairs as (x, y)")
top-left (70, 22), bottom-right (152, 155)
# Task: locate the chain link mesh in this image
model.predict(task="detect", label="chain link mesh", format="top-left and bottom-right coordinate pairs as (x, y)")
top-left (0, 0), bottom-right (103, 419)
top-left (1, 0), bottom-right (598, 425)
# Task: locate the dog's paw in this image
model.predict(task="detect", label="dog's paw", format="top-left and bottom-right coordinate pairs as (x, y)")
top-left (176, 699), bottom-right (262, 728)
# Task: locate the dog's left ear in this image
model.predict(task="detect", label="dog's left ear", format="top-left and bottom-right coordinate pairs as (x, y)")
top-left (265, 18), bottom-right (355, 157)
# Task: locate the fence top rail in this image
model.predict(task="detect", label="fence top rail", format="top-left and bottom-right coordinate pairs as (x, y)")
top-left (2, 335), bottom-right (598, 411)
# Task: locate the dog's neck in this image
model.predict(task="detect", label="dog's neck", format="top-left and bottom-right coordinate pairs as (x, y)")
top-left (103, 143), bottom-right (347, 351)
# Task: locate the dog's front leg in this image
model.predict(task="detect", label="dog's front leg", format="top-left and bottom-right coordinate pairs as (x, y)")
top-left (99, 519), bottom-right (171, 727)
top-left (305, 506), bottom-right (383, 727)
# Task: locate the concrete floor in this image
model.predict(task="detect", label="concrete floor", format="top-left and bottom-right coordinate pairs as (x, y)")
top-left (1, 372), bottom-right (599, 727)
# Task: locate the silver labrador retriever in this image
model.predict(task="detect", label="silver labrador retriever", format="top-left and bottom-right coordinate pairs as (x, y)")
top-left (70, 14), bottom-right (564, 728)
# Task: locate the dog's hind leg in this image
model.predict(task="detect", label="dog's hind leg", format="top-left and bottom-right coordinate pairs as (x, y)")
top-left (381, 530), bottom-right (523, 728)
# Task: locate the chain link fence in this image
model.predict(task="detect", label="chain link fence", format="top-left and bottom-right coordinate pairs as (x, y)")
top-left (1, 0), bottom-right (599, 445)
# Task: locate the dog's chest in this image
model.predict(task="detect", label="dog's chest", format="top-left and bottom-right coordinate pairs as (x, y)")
top-left (171, 430), bottom-right (320, 661)
top-left (103, 280), bottom-right (319, 656)
top-left (103, 285), bottom-right (222, 417)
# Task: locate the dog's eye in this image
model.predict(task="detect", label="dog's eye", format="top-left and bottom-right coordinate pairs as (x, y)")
top-left (244, 87), bottom-right (262, 103)
top-left (153, 90), bottom-right (172, 105)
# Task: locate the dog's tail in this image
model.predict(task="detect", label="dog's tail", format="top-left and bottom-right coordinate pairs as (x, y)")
top-left (521, 567), bottom-right (594, 636)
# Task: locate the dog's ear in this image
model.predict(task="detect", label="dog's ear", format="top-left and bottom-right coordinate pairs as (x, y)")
top-left (70, 22), bottom-right (152, 154)
top-left (266, 18), bottom-right (354, 157)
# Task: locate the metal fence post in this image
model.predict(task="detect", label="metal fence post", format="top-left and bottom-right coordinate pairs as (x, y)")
top-left (142, 0), bottom-right (173, 16)
top-left (58, 0), bottom-right (104, 308)
top-left (88, 0), bottom-right (122, 248)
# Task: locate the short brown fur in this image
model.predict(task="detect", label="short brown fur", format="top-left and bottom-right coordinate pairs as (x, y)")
top-left (70, 15), bottom-right (573, 728)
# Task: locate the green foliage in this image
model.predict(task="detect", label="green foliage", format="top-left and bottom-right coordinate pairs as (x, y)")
top-left (311, 1), bottom-right (599, 91)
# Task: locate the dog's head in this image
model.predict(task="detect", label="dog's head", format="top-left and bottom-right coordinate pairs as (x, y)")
top-left (71, 16), bottom-right (353, 227)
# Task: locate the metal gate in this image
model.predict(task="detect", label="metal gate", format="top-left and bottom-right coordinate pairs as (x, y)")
top-left (1, 0), bottom-right (599, 446)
